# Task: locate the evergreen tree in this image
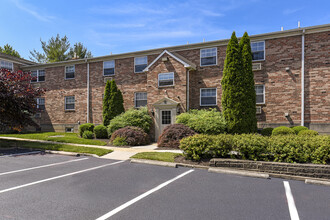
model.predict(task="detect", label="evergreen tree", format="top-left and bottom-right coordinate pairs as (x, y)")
top-left (221, 32), bottom-right (245, 134)
top-left (103, 80), bottom-right (125, 126)
top-left (0, 44), bottom-right (21, 58)
top-left (239, 32), bottom-right (257, 133)
top-left (68, 42), bottom-right (93, 59)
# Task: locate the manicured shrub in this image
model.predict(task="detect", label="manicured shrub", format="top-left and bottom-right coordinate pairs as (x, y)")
top-left (79, 123), bottom-right (95, 137)
top-left (112, 136), bottom-right (128, 146)
top-left (82, 130), bottom-right (94, 139)
top-left (110, 126), bottom-right (150, 146)
top-left (157, 124), bottom-right (196, 149)
top-left (180, 134), bottom-right (233, 161)
top-left (261, 128), bottom-right (273, 136)
top-left (311, 136), bottom-right (330, 164)
top-left (176, 109), bottom-right (226, 135)
top-left (94, 125), bottom-right (108, 139)
top-left (233, 134), bottom-right (269, 161)
top-left (291, 126), bottom-right (308, 134)
top-left (107, 107), bottom-right (152, 136)
top-left (298, 129), bottom-right (319, 136)
top-left (272, 126), bottom-right (295, 136)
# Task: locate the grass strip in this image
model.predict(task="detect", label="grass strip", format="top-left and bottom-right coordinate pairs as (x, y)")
top-left (0, 140), bottom-right (112, 157)
top-left (0, 132), bottom-right (107, 146)
top-left (131, 152), bottom-right (182, 163)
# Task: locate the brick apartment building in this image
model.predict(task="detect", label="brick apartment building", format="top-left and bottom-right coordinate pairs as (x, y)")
top-left (1, 24), bottom-right (329, 139)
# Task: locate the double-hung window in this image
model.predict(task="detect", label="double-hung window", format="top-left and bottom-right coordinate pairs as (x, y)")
top-left (103, 60), bottom-right (115, 76)
top-left (158, 72), bottom-right (174, 87)
top-left (251, 41), bottom-right (265, 61)
top-left (135, 92), bottom-right (147, 108)
top-left (65, 65), bottom-right (75, 79)
top-left (200, 88), bottom-right (217, 106)
top-left (65, 96), bottom-right (75, 110)
top-left (0, 60), bottom-right (13, 71)
top-left (36, 98), bottom-right (45, 110)
top-left (255, 85), bottom-right (265, 104)
top-left (200, 48), bottom-right (217, 66)
top-left (31, 70), bottom-right (45, 83)
top-left (134, 56), bottom-right (147, 73)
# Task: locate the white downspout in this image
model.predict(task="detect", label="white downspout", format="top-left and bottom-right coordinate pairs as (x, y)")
top-left (301, 29), bottom-right (305, 126)
top-left (86, 60), bottom-right (90, 123)
top-left (187, 69), bottom-right (190, 111)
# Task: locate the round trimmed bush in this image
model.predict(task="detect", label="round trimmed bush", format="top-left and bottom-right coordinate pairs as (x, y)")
top-left (94, 125), bottom-right (108, 139)
top-left (261, 128), bottom-right (273, 136)
top-left (110, 126), bottom-right (150, 146)
top-left (157, 124), bottom-right (196, 149)
top-left (272, 126), bottom-right (295, 136)
top-left (298, 129), bottom-right (319, 136)
top-left (79, 123), bottom-right (95, 137)
top-left (107, 107), bottom-right (152, 136)
top-left (82, 130), bottom-right (94, 139)
top-left (291, 126), bottom-right (308, 134)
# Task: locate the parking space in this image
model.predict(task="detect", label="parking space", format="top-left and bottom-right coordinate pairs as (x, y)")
top-left (0, 154), bottom-right (329, 220)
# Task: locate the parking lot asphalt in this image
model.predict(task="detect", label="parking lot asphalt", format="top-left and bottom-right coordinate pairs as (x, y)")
top-left (0, 154), bottom-right (329, 220)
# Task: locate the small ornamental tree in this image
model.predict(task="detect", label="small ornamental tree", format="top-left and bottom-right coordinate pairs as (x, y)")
top-left (0, 69), bottom-right (45, 131)
top-left (221, 32), bottom-right (245, 134)
top-left (103, 80), bottom-right (124, 126)
top-left (239, 32), bottom-right (257, 133)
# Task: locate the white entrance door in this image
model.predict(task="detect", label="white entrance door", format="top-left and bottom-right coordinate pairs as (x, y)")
top-left (160, 110), bottom-right (172, 135)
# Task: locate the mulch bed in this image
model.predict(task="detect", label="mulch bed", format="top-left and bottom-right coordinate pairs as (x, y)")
top-left (174, 155), bottom-right (211, 167)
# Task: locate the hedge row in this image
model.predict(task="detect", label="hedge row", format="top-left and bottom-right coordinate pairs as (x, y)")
top-left (180, 134), bottom-right (330, 164)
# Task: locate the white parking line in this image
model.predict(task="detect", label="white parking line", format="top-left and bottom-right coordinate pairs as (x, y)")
top-left (0, 160), bottom-right (124, 194)
top-left (0, 157), bottom-right (88, 176)
top-left (0, 151), bottom-right (42, 158)
top-left (283, 181), bottom-right (300, 220)
top-left (95, 169), bottom-right (195, 220)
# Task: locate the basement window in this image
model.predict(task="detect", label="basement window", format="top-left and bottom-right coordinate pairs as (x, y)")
top-left (65, 127), bottom-right (74, 133)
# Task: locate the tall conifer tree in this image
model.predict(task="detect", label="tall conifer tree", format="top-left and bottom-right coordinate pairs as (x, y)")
top-left (239, 32), bottom-right (257, 133)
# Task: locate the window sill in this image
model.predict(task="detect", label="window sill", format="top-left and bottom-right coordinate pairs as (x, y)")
top-left (200, 104), bottom-right (217, 107)
top-left (252, 59), bottom-right (265, 62)
top-left (65, 109), bottom-right (75, 112)
top-left (200, 64), bottom-right (218, 67)
top-left (158, 85), bottom-right (174, 88)
top-left (65, 78), bottom-right (75, 80)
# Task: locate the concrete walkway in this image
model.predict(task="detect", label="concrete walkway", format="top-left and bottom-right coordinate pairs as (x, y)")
top-left (0, 137), bottom-right (183, 160)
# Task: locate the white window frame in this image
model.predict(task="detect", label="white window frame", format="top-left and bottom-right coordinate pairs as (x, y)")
top-left (65, 65), bottom-right (75, 80)
top-left (134, 56), bottom-right (148, 73)
top-left (158, 72), bottom-right (174, 87)
top-left (36, 98), bottom-right (45, 110)
top-left (65, 96), bottom-right (75, 110)
top-left (31, 70), bottom-right (45, 83)
top-left (251, 41), bottom-right (265, 61)
top-left (103, 60), bottom-right (115, 76)
top-left (0, 60), bottom-right (14, 71)
top-left (200, 47), bottom-right (217, 67)
top-left (255, 84), bottom-right (265, 104)
top-left (134, 92), bottom-right (147, 108)
top-left (200, 88), bottom-right (217, 106)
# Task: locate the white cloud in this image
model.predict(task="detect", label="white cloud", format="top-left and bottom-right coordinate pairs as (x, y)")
top-left (10, 0), bottom-right (55, 22)
top-left (283, 7), bottom-right (303, 15)
top-left (200, 9), bottom-right (224, 17)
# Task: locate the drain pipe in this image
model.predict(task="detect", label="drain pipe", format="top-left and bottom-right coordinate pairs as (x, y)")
top-left (186, 69), bottom-right (190, 111)
top-left (301, 29), bottom-right (305, 126)
top-left (86, 59), bottom-right (90, 123)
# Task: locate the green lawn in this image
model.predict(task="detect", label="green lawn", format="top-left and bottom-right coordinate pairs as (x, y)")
top-left (131, 152), bottom-right (182, 162)
top-left (0, 132), bottom-right (107, 146)
top-left (0, 140), bottom-right (112, 156)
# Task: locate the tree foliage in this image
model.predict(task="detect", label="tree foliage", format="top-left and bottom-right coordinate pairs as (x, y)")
top-left (0, 44), bottom-right (21, 58)
top-left (69, 42), bottom-right (93, 59)
top-left (221, 31), bottom-right (257, 134)
top-left (103, 80), bottom-right (125, 126)
top-left (29, 34), bottom-right (92, 63)
top-left (0, 69), bottom-right (45, 131)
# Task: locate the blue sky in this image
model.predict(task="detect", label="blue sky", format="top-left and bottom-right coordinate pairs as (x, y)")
top-left (1, 0), bottom-right (329, 60)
